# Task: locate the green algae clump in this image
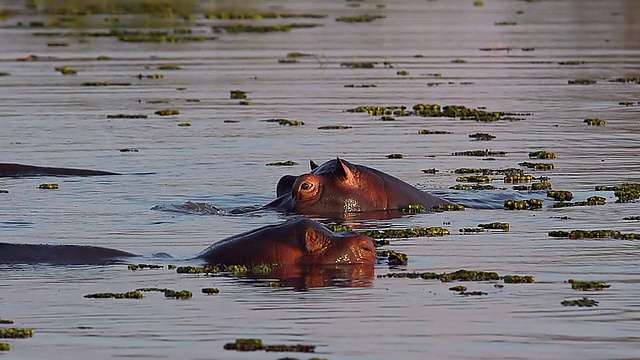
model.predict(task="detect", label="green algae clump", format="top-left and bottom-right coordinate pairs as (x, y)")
top-left (595, 183), bottom-right (640, 203)
top-left (503, 275), bottom-right (535, 283)
top-left (0, 343), bottom-right (8, 351)
top-left (583, 118), bottom-right (607, 126)
top-left (318, 125), bottom-right (352, 130)
top-left (568, 279), bottom-right (610, 291)
top-left (363, 227), bottom-right (450, 239)
top-left (469, 132), bottom-right (495, 140)
top-left (478, 222), bottom-right (510, 231)
top-left (456, 175), bottom-right (493, 183)
top-left (266, 161), bottom-right (299, 166)
top-left (164, 289), bottom-right (192, 299)
top-left (0, 328), bottom-right (34, 339)
top-left (518, 162), bottom-right (554, 171)
top-left (38, 183), bottom-right (59, 189)
top-left (84, 290), bottom-right (144, 299)
top-left (155, 109), bottom-right (180, 116)
top-left (547, 190), bottom-right (574, 201)
top-left (529, 150), bottom-right (557, 159)
top-left (432, 204), bottom-right (466, 212)
top-left (504, 198), bottom-right (544, 210)
top-left (561, 297), bottom-right (598, 307)
top-left (201, 288), bottom-right (220, 295)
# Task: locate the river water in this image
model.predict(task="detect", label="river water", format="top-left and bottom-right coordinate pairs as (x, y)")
top-left (1, 0), bottom-right (639, 359)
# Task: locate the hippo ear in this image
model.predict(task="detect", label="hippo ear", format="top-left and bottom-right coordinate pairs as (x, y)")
top-left (309, 159), bottom-right (319, 170)
top-left (304, 228), bottom-right (327, 255)
top-left (334, 157), bottom-right (356, 182)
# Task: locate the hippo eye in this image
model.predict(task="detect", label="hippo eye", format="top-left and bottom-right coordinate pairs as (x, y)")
top-left (300, 182), bottom-right (313, 191)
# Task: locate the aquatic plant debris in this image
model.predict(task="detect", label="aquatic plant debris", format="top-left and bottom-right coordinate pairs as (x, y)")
top-left (568, 279), bottom-right (611, 291)
top-left (595, 183), bottom-right (640, 203)
top-left (561, 297), bottom-right (598, 307)
top-left (548, 230), bottom-right (639, 240)
top-left (0, 328), bottom-right (34, 339)
top-left (223, 338), bottom-right (316, 353)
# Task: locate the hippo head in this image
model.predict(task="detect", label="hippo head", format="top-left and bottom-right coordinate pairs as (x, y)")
top-left (304, 225), bottom-right (376, 265)
top-left (267, 158), bottom-right (452, 219)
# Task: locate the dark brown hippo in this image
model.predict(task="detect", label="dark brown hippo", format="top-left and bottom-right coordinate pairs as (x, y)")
top-left (266, 158), bottom-right (454, 218)
top-left (0, 218), bottom-right (376, 267)
top-left (0, 163), bottom-right (119, 177)
top-left (196, 217), bottom-right (375, 266)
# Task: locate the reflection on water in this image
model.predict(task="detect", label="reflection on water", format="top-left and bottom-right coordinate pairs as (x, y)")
top-left (1, 0), bottom-right (640, 359)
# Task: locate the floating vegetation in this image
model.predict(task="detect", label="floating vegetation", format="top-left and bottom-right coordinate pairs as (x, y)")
top-left (127, 264), bottom-right (163, 270)
top-left (0, 9), bottom-right (17, 21)
top-left (82, 82), bottom-right (131, 86)
top-left (547, 190), bottom-right (574, 201)
top-left (47, 42), bottom-right (69, 47)
top-left (503, 275), bottom-right (535, 283)
top-left (344, 84), bottom-right (377, 88)
top-left (449, 285), bottom-right (467, 292)
top-left (418, 129), bottom-right (451, 135)
top-left (0, 318), bottom-right (13, 325)
top-left (473, 0), bottom-right (484, 5)
top-left (38, 183), bottom-right (59, 189)
top-left (402, 204), bottom-right (425, 214)
top-left (436, 270), bottom-right (499, 282)
top-left (495, 21), bottom-right (517, 26)
top-left (119, 148), bottom-right (138, 152)
top-left (107, 114), bottom-right (148, 119)
top-left (164, 289), bottom-right (193, 300)
top-left (504, 198), bottom-right (544, 210)
top-left (504, 174), bottom-right (534, 183)
top-left (55, 66), bottom-right (77, 75)
top-left (623, 216), bottom-right (640, 220)
top-left (432, 204), bottom-right (466, 212)
top-left (518, 162), bottom-right (554, 171)
top-left (317, 125), bottom-right (352, 130)
top-left (224, 338), bottom-right (316, 353)
top-left (561, 297), bottom-right (598, 307)
top-left (529, 150), bottom-right (557, 159)
top-left (155, 109), bottom-right (180, 116)
top-left (469, 132), bottom-right (495, 141)
top-left (263, 118), bottom-right (305, 126)
top-left (156, 64), bottom-right (182, 70)
top-left (548, 229), bottom-right (639, 240)
top-left (363, 226), bottom-right (450, 239)
top-left (396, 70), bottom-right (409, 76)
top-left (452, 149), bottom-right (506, 157)
top-left (84, 290), bottom-right (144, 299)
top-left (266, 161), bottom-right (298, 166)
top-left (451, 59), bottom-right (467, 63)
top-left (0, 343), bottom-right (8, 351)
top-left (239, 100), bottom-right (253, 105)
top-left (618, 101), bottom-right (639, 107)
top-left (478, 222), bottom-right (510, 231)
top-left (0, 328), bottom-right (34, 339)
top-left (97, 55), bottom-right (111, 60)
top-left (136, 73), bottom-right (163, 79)
top-left (386, 154), bottom-right (403, 159)
top-left (379, 115), bottom-right (395, 121)
top-left (340, 62), bottom-right (376, 69)
top-left (460, 291), bottom-right (487, 296)
top-left (230, 90), bottom-right (247, 99)
top-left (267, 281), bottom-right (281, 287)
top-left (459, 227), bottom-right (484, 234)
top-left (421, 168), bottom-right (439, 174)
top-left (336, 14), bottom-right (385, 23)
top-left (608, 77), bottom-right (640, 84)
top-left (551, 196), bottom-right (606, 208)
top-left (412, 103), bottom-right (529, 122)
top-left (377, 250), bottom-right (408, 265)
top-left (456, 175), bottom-right (493, 183)
top-left (479, 47), bottom-right (512, 52)
top-left (205, 12), bottom-right (327, 20)
top-left (278, 58), bottom-right (298, 63)
top-left (595, 183), bottom-right (640, 203)
top-left (583, 118), bottom-right (607, 126)
top-left (568, 79), bottom-right (596, 85)
top-left (346, 105), bottom-right (408, 116)
top-left (558, 61), bottom-right (585, 65)
top-left (450, 184), bottom-right (496, 190)
top-left (568, 279), bottom-right (611, 291)
top-left (213, 23), bottom-right (320, 33)
top-left (177, 122), bottom-right (191, 127)
top-left (454, 167), bottom-right (523, 176)
top-left (513, 182), bottom-right (552, 191)
top-left (176, 263), bottom-right (279, 275)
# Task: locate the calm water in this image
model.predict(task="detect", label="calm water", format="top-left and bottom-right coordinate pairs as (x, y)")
top-left (1, 0), bottom-right (639, 359)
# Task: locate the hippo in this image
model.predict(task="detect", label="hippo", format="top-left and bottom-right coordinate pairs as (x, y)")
top-left (0, 163), bottom-right (119, 177)
top-left (0, 218), bottom-right (376, 267)
top-left (266, 158), bottom-right (454, 218)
